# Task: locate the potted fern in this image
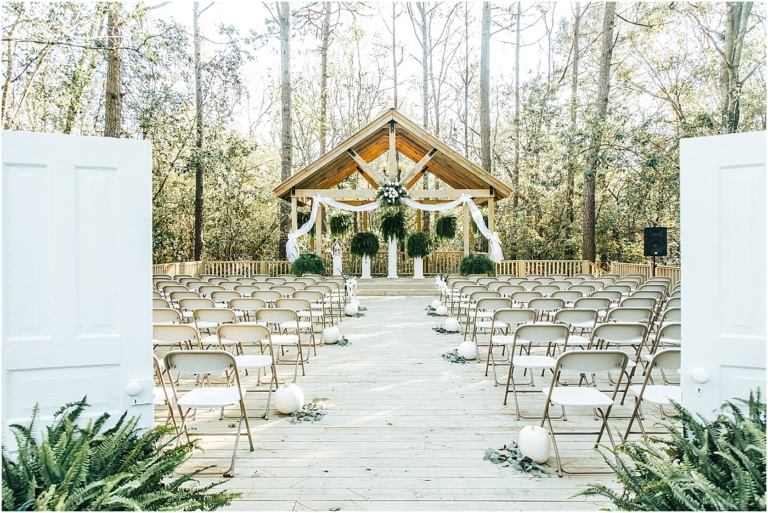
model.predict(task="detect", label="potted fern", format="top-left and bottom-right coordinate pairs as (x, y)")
top-left (329, 213), bottom-right (352, 238)
top-left (406, 231), bottom-right (432, 279)
top-left (291, 253), bottom-right (325, 276)
top-left (435, 215), bottom-right (457, 240)
top-left (460, 253), bottom-right (495, 276)
top-left (379, 209), bottom-right (407, 279)
top-left (350, 231), bottom-right (379, 279)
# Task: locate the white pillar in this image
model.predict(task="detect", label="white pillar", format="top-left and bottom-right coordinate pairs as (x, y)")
top-left (361, 256), bottom-right (372, 280)
top-left (387, 237), bottom-right (398, 279)
top-left (413, 257), bottom-right (424, 279)
top-left (332, 253), bottom-right (342, 276)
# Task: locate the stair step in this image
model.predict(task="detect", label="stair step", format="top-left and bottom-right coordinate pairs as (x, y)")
top-left (354, 278), bottom-right (439, 297)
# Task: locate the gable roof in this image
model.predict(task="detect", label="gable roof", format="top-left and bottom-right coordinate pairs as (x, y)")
top-left (273, 109), bottom-right (511, 204)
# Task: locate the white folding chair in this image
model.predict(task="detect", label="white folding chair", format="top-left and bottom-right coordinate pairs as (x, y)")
top-left (623, 348), bottom-right (681, 440)
top-left (485, 308), bottom-right (538, 382)
top-left (540, 350), bottom-right (629, 477)
top-left (153, 308), bottom-right (181, 324)
top-left (153, 323), bottom-right (202, 352)
top-left (255, 308), bottom-right (304, 381)
top-left (465, 297), bottom-right (513, 343)
top-left (275, 297), bottom-right (318, 358)
top-left (163, 350), bottom-right (254, 477)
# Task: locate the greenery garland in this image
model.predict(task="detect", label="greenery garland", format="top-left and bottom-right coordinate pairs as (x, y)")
top-left (329, 213), bottom-right (352, 237)
top-left (379, 209), bottom-right (407, 242)
top-left (435, 215), bottom-right (457, 240)
top-left (406, 231), bottom-right (432, 258)
top-left (376, 181), bottom-right (408, 206)
top-left (350, 231), bottom-right (380, 258)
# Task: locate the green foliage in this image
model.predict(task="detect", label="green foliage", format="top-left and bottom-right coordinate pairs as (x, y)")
top-left (579, 391), bottom-right (766, 511)
top-left (329, 213), bottom-right (352, 237)
top-left (460, 254), bottom-right (495, 276)
top-left (483, 442), bottom-right (550, 477)
top-left (291, 253), bottom-right (325, 276)
top-left (471, 214), bottom-right (489, 235)
top-left (288, 398), bottom-right (329, 424)
top-left (350, 231), bottom-right (379, 258)
top-left (406, 231), bottom-right (432, 258)
top-left (435, 215), bottom-right (457, 240)
top-left (379, 209), bottom-right (407, 242)
top-left (1, 398), bottom-right (238, 511)
top-left (296, 211), bottom-right (310, 228)
top-left (441, 349), bottom-right (467, 364)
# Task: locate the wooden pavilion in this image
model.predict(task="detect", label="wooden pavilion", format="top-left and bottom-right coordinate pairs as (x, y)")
top-left (274, 109), bottom-right (511, 256)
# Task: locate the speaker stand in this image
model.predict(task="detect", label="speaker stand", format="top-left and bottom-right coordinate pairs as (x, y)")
top-left (651, 255), bottom-right (656, 277)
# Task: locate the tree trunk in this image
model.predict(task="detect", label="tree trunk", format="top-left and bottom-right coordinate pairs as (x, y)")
top-left (513, 2), bottom-right (521, 209)
top-left (464, 3), bottom-right (469, 157)
top-left (721, 2), bottom-right (753, 134)
top-left (480, 2), bottom-right (491, 173)
top-left (2, 4), bottom-right (24, 128)
top-left (392, 3), bottom-right (398, 110)
top-left (104, 3), bottom-right (123, 138)
top-left (319, 1), bottom-right (330, 154)
top-left (65, 5), bottom-right (105, 134)
top-left (279, 1), bottom-right (293, 260)
top-left (419, 2), bottom-right (431, 233)
top-left (582, 2), bottom-right (616, 263)
top-left (193, 2), bottom-right (204, 260)
top-left (566, 2), bottom-right (580, 226)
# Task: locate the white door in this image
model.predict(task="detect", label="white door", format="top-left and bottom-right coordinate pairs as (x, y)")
top-left (2, 131), bottom-right (153, 442)
top-left (680, 130), bottom-right (766, 418)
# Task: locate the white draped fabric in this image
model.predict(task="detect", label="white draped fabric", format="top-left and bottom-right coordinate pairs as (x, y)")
top-left (286, 194), bottom-right (504, 263)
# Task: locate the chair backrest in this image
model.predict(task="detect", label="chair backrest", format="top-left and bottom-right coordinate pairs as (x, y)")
top-left (155, 280), bottom-right (179, 290)
top-left (565, 277), bottom-right (585, 284)
top-left (647, 348), bottom-right (681, 372)
top-left (218, 323), bottom-right (272, 346)
top-left (547, 274), bottom-right (568, 280)
top-left (591, 290), bottom-right (622, 302)
top-left (153, 323), bottom-right (201, 346)
top-left (477, 277), bottom-right (497, 286)
top-left (518, 280), bottom-right (542, 290)
top-left (467, 274), bottom-right (487, 282)
top-left (153, 274), bottom-right (173, 281)
top-left (226, 274), bottom-right (245, 280)
top-left (278, 273), bottom-right (297, 279)
top-left (573, 297), bottom-right (610, 311)
top-left (469, 290), bottom-right (501, 302)
top-left (527, 297), bottom-right (565, 315)
top-left (492, 308), bottom-right (537, 329)
top-left (153, 298), bottom-right (171, 308)
top-left (177, 276), bottom-right (197, 285)
top-left (580, 280), bottom-right (605, 291)
top-left (153, 290), bottom-right (163, 298)
top-left (271, 285), bottom-right (298, 297)
top-left (255, 307), bottom-right (299, 326)
top-left (294, 277), bottom-right (317, 286)
top-left (475, 297), bottom-right (513, 312)
top-left (208, 277), bottom-right (226, 285)
top-left (306, 284), bottom-right (332, 295)
top-left (525, 274), bottom-right (544, 280)
top-left (548, 280), bottom-right (571, 290)
top-left (162, 285), bottom-right (188, 296)
top-left (532, 284), bottom-right (559, 296)
top-left (198, 285), bottom-right (225, 297)
top-left (153, 308), bottom-right (181, 323)
top-left (654, 322), bottom-right (681, 347)
top-left (178, 297), bottom-right (215, 311)
top-left (568, 284), bottom-right (596, 295)
top-left (266, 277), bottom-right (287, 286)
top-left (553, 308), bottom-right (598, 329)
top-left (170, 290), bottom-right (201, 302)
top-left (665, 297), bottom-right (681, 309)
top-left (591, 322), bottom-right (648, 345)
top-left (552, 289), bottom-right (584, 302)
top-left (164, 349), bottom-right (236, 375)
top-left (670, 289), bottom-right (681, 298)
top-left (606, 283), bottom-right (633, 294)
top-left (293, 289), bottom-right (325, 303)
top-left (237, 277), bottom-right (259, 285)
top-left (505, 277), bottom-right (525, 285)
top-left (459, 285), bottom-right (486, 296)
top-left (185, 280), bottom-right (210, 291)
top-left (193, 307), bottom-right (238, 325)
top-left (228, 297), bottom-right (267, 317)
top-left (275, 297), bottom-right (312, 314)
top-left (638, 284), bottom-right (668, 294)
top-left (619, 297), bottom-right (657, 310)
top-left (596, 276), bottom-right (617, 285)
top-left (659, 307), bottom-right (681, 324)
top-left (496, 274), bottom-right (517, 280)
top-left (211, 290), bottom-right (242, 303)
top-left (555, 349), bottom-right (628, 375)
top-left (234, 285), bottom-right (261, 296)
top-left (513, 323), bottom-right (570, 346)
top-left (249, 274), bottom-right (270, 281)
top-left (536, 277), bottom-right (554, 285)
top-left (486, 281), bottom-right (507, 291)
top-left (606, 307), bottom-right (654, 326)
top-left (219, 281), bottom-right (240, 291)
top-left (198, 274), bottom-right (219, 281)
top-left (631, 290), bottom-right (665, 302)
top-left (574, 273), bottom-right (594, 280)
top-left (510, 290), bottom-right (543, 305)
top-left (497, 285), bottom-right (524, 296)
top-left (252, 290), bottom-right (282, 303)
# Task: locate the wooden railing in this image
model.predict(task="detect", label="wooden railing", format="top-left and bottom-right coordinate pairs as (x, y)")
top-left (611, 262), bottom-right (681, 284)
top-left (154, 255), bottom-right (605, 278)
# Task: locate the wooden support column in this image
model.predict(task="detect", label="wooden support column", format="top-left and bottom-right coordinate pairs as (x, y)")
top-left (315, 203), bottom-right (323, 256)
top-left (363, 211), bottom-right (368, 231)
top-left (488, 197), bottom-right (495, 232)
top-left (388, 121), bottom-right (397, 181)
top-left (291, 197), bottom-right (298, 231)
top-left (417, 210), bottom-right (422, 232)
top-left (463, 202), bottom-right (470, 257)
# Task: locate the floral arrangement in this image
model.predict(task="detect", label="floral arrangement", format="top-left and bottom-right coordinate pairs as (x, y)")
top-left (376, 181), bottom-right (408, 206)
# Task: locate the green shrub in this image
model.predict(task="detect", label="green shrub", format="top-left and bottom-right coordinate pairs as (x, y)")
top-left (350, 231), bottom-right (379, 258)
top-left (291, 253), bottom-right (325, 276)
top-left (435, 215), bottom-right (457, 240)
top-left (580, 391), bottom-right (766, 511)
top-left (329, 213), bottom-right (351, 237)
top-left (460, 254), bottom-right (495, 276)
top-left (406, 231), bottom-right (432, 258)
top-left (471, 214), bottom-right (489, 234)
top-left (379, 209), bottom-right (407, 242)
top-left (297, 210), bottom-right (310, 228)
top-left (1, 398), bottom-right (238, 511)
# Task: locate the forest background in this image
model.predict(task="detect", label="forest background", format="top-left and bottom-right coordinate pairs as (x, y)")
top-left (2, 1), bottom-right (765, 267)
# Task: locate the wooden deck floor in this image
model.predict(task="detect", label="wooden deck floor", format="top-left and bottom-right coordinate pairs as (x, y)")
top-left (164, 295), bottom-right (645, 511)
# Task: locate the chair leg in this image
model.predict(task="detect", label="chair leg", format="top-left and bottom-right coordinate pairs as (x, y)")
top-left (542, 412), bottom-right (563, 478)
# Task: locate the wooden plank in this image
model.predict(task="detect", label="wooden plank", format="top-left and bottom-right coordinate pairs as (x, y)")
top-left (291, 197), bottom-right (297, 232)
top-left (348, 149), bottom-right (385, 186)
top-left (295, 189), bottom-right (377, 200)
top-left (315, 203), bottom-right (322, 255)
top-left (388, 121), bottom-right (397, 182)
top-left (463, 203), bottom-right (470, 256)
top-left (409, 189), bottom-right (491, 199)
top-left (400, 148), bottom-right (437, 187)
top-left (488, 197), bottom-right (494, 233)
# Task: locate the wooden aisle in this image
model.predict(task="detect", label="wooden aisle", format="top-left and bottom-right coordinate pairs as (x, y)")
top-left (169, 295), bottom-right (631, 512)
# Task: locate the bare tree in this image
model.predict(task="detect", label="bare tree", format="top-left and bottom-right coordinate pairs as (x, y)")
top-left (480, 2), bottom-right (491, 173)
top-left (279, 1), bottom-right (292, 259)
top-left (512, 1), bottom-right (521, 209)
top-left (104, 3), bottom-right (123, 138)
top-left (583, 2), bottom-right (616, 263)
top-left (566, 2), bottom-right (581, 224)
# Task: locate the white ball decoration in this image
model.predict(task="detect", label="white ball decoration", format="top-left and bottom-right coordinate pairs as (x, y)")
top-left (517, 425), bottom-right (551, 464)
top-left (344, 303), bottom-right (359, 316)
top-left (322, 326), bottom-right (341, 344)
top-left (444, 317), bottom-right (460, 332)
top-left (274, 383), bottom-right (305, 414)
top-left (457, 340), bottom-right (478, 360)
top-left (435, 305), bottom-right (448, 316)
top-left (431, 299), bottom-right (442, 308)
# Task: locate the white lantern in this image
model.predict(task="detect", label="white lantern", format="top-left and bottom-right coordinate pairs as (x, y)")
top-left (435, 305), bottom-right (448, 316)
top-left (431, 299), bottom-right (441, 308)
top-left (517, 425), bottom-right (551, 464)
top-left (344, 303), bottom-right (359, 316)
top-left (322, 326), bottom-right (341, 344)
top-left (457, 340), bottom-right (478, 360)
top-left (444, 317), bottom-right (460, 332)
top-left (274, 383), bottom-right (305, 414)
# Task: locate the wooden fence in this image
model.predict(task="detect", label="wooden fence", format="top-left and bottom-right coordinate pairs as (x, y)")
top-left (610, 262), bottom-right (681, 284)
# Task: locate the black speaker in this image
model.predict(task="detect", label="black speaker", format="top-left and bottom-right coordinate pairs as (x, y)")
top-left (644, 227), bottom-right (668, 257)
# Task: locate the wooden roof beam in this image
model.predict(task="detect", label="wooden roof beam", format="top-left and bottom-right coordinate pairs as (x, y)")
top-left (400, 148), bottom-right (437, 188)
top-left (347, 149), bottom-right (385, 186)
